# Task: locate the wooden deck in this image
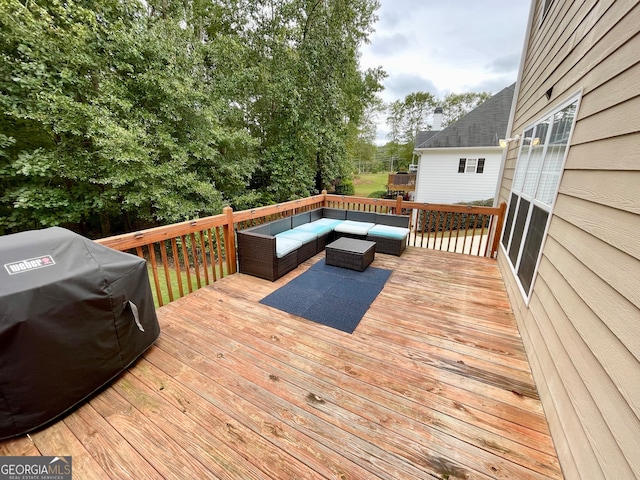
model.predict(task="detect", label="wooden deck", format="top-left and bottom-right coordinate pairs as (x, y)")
top-left (0, 247), bottom-right (563, 479)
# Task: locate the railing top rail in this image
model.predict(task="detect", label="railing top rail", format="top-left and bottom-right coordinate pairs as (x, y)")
top-left (96, 194), bottom-right (327, 250)
top-left (95, 212), bottom-right (229, 250)
top-left (403, 201), bottom-right (502, 215)
top-left (324, 194), bottom-right (398, 208)
top-left (232, 194), bottom-right (325, 223)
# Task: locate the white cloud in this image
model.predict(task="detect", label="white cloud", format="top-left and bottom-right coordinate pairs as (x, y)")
top-left (359, 0), bottom-right (531, 143)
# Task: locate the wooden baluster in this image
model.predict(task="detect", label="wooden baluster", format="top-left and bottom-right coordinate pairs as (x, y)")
top-left (426, 210), bottom-right (435, 249)
top-left (444, 211), bottom-right (454, 252)
top-left (159, 240), bottom-right (173, 302)
top-left (199, 230), bottom-right (210, 286)
top-left (453, 212), bottom-right (462, 253)
top-left (471, 213), bottom-right (480, 256)
top-left (189, 232), bottom-right (202, 289)
top-left (171, 238), bottom-right (184, 298)
top-left (215, 226), bottom-right (224, 278)
top-left (461, 210), bottom-right (472, 254)
top-left (439, 211), bottom-right (447, 250)
top-left (180, 234), bottom-right (193, 293)
top-left (148, 243), bottom-right (163, 307)
top-left (207, 228), bottom-right (217, 282)
top-left (483, 215), bottom-right (495, 258)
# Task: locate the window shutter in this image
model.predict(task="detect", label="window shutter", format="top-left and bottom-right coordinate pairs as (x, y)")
top-left (477, 158), bottom-right (485, 173)
top-left (458, 159), bottom-right (466, 173)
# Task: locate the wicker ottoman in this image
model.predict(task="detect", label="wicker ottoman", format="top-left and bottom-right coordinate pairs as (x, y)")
top-left (325, 237), bottom-right (376, 272)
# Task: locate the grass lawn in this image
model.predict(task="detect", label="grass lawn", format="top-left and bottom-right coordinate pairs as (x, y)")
top-left (147, 262), bottom-right (227, 307)
top-left (353, 172), bottom-right (388, 198)
top-left (147, 266), bottom-right (191, 307)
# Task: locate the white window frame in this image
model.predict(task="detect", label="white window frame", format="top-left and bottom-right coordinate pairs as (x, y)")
top-left (500, 91), bottom-right (582, 304)
top-left (458, 158), bottom-right (485, 174)
top-left (465, 159), bottom-right (478, 173)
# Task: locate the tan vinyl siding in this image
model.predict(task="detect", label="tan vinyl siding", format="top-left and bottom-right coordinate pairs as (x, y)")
top-left (497, 0), bottom-right (640, 478)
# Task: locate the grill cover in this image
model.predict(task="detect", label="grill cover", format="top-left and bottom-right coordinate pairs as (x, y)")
top-left (0, 227), bottom-right (160, 439)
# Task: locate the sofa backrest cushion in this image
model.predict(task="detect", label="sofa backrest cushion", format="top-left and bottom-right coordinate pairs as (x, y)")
top-left (375, 213), bottom-right (410, 228)
top-left (244, 224), bottom-right (270, 235)
top-left (309, 208), bottom-right (323, 222)
top-left (268, 217), bottom-right (292, 236)
top-left (346, 210), bottom-right (377, 223)
top-left (322, 208), bottom-right (347, 220)
top-left (291, 212), bottom-right (311, 228)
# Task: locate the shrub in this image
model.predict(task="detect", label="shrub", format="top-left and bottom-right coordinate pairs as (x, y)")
top-left (335, 179), bottom-right (355, 195)
top-left (416, 198), bottom-right (495, 232)
top-left (368, 190), bottom-right (387, 199)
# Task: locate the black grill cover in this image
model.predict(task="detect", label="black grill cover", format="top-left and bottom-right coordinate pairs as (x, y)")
top-left (0, 227), bottom-right (160, 439)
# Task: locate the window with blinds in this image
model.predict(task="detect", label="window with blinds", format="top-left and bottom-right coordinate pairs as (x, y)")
top-left (501, 94), bottom-right (580, 301)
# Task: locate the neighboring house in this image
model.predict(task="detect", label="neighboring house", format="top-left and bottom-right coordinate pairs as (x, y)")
top-left (413, 84), bottom-right (515, 204)
top-left (496, 1), bottom-right (640, 478)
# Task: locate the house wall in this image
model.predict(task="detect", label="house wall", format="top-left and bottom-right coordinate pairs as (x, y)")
top-left (496, 0), bottom-right (640, 479)
top-left (415, 148), bottom-right (502, 204)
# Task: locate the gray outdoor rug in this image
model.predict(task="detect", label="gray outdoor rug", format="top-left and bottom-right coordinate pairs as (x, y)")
top-left (259, 260), bottom-right (392, 333)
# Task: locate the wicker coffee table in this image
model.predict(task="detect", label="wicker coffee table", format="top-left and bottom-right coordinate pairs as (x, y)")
top-left (325, 237), bottom-right (376, 272)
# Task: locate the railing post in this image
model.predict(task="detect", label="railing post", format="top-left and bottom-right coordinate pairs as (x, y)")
top-left (396, 195), bottom-right (403, 214)
top-left (223, 206), bottom-right (237, 274)
top-left (490, 202), bottom-right (507, 258)
top-left (321, 190), bottom-right (328, 207)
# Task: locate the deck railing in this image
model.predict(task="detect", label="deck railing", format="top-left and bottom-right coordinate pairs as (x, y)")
top-left (387, 173), bottom-right (416, 191)
top-left (96, 193), bottom-right (505, 306)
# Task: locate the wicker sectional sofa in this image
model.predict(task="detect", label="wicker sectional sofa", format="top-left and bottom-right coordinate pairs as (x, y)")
top-left (237, 207), bottom-right (409, 281)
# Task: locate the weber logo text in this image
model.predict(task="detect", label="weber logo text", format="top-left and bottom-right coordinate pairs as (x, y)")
top-left (4, 255), bottom-right (56, 275)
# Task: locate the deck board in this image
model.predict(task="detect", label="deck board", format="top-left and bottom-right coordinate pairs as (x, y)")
top-left (0, 247), bottom-right (563, 479)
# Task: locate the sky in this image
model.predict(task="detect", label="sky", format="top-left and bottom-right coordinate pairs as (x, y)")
top-left (359, 0), bottom-right (532, 144)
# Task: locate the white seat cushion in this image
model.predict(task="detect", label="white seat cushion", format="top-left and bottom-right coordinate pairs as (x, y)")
top-left (367, 224), bottom-right (409, 240)
top-left (275, 237), bottom-right (302, 258)
top-left (333, 220), bottom-right (375, 236)
top-left (294, 218), bottom-right (343, 236)
top-left (276, 229), bottom-right (317, 244)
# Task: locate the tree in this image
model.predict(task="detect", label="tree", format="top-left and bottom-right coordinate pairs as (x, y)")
top-left (0, 0), bottom-right (384, 235)
top-left (382, 89), bottom-right (491, 171)
top-left (347, 99), bottom-right (383, 173)
top-left (0, 0), bottom-right (255, 236)
top-left (242, 0), bottom-right (384, 201)
top-left (440, 91), bottom-right (492, 127)
top-left (385, 91), bottom-right (437, 169)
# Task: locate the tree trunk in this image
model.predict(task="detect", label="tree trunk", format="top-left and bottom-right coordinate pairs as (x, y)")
top-left (99, 211), bottom-right (112, 237)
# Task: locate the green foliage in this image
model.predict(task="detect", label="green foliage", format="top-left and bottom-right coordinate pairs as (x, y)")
top-left (459, 198), bottom-right (494, 207)
top-left (368, 190), bottom-right (386, 199)
top-left (1, 0), bottom-right (381, 236)
top-left (334, 179), bottom-right (355, 196)
top-left (418, 199), bottom-right (495, 233)
top-left (384, 90), bottom-right (491, 170)
top-left (244, 0), bottom-right (384, 201)
top-left (441, 91), bottom-right (492, 127)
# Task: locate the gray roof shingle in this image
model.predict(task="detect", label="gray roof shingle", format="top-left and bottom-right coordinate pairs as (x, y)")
top-left (415, 83), bottom-right (515, 149)
top-left (414, 130), bottom-right (440, 146)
